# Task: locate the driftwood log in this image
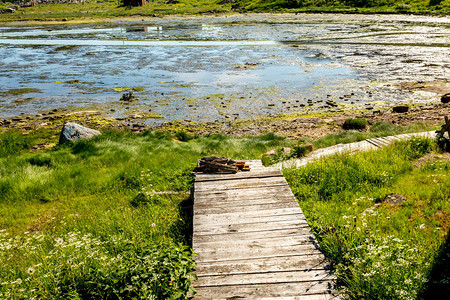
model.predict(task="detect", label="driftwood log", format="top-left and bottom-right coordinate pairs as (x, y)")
top-left (195, 157), bottom-right (250, 173)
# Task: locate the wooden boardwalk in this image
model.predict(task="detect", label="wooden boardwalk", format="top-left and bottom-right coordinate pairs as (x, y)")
top-left (192, 160), bottom-right (337, 299)
top-left (274, 131), bottom-right (437, 170)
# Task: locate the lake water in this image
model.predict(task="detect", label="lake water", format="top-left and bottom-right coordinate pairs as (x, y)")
top-left (1, 14), bottom-right (449, 123)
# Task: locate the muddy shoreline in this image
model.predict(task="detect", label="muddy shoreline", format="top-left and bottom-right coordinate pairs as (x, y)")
top-left (1, 99), bottom-right (448, 142)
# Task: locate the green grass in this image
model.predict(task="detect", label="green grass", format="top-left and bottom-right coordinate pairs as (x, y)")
top-left (0, 126), bottom-right (448, 298)
top-left (0, 0), bottom-right (448, 22)
top-left (261, 121), bottom-right (437, 166)
top-left (0, 129), bottom-right (290, 299)
top-left (343, 117), bottom-right (367, 130)
top-left (284, 137), bottom-right (450, 298)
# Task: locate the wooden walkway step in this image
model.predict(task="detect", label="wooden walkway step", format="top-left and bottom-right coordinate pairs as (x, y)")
top-left (193, 161), bottom-right (338, 299)
top-left (274, 131), bottom-right (437, 169)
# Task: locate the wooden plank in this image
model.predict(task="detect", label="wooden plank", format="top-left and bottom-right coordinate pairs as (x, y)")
top-left (194, 234), bottom-right (317, 247)
top-left (192, 159), bottom-right (337, 299)
top-left (197, 269), bottom-right (334, 287)
top-left (194, 200), bottom-right (300, 214)
top-left (194, 207), bottom-right (304, 222)
top-left (194, 184), bottom-right (294, 198)
top-left (194, 281), bottom-right (335, 298)
top-left (193, 218), bottom-right (309, 235)
top-left (195, 254), bottom-right (331, 276)
top-left (195, 177), bottom-right (289, 192)
top-left (195, 244), bottom-right (321, 262)
top-left (194, 195), bottom-right (296, 209)
top-left (234, 295), bottom-right (339, 300)
top-left (195, 236), bottom-right (317, 254)
top-left (195, 170), bottom-right (283, 182)
top-left (193, 227), bottom-right (313, 243)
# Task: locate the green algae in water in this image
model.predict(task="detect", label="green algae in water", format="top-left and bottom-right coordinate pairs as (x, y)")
top-left (113, 87), bottom-right (146, 92)
top-left (0, 88), bottom-right (42, 96)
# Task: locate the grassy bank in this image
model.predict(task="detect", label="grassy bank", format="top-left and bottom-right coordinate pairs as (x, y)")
top-left (285, 137), bottom-right (450, 298)
top-left (0, 128), bottom-right (289, 298)
top-left (0, 124), bottom-right (449, 298)
top-left (0, 0), bottom-right (449, 23)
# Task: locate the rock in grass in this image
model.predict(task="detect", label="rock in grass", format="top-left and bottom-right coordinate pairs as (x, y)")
top-left (383, 193), bottom-right (406, 206)
top-left (282, 147), bottom-right (292, 155)
top-left (441, 93), bottom-right (450, 104)
top-left (265, 150), bottom-right (277, 156)
top-left (392, 105), bottom-right (409, 113)
top-left (59, 122), bottom-right (101, 144)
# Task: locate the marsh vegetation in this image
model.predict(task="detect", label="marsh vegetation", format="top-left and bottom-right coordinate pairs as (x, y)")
top-left (0, 125), bottom-right (449, 298)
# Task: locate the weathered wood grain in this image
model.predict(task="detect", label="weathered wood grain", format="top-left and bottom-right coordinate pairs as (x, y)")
top-left (193, 227), bottom-right (312, 243)
top-left (194, 281), bottom-right (335, 298)
top-left (193, 218), bottom-right (309, 235)
top-left (195, 253), bottom-right (331, 276)
top-left (192, 160), bottom-right (336, 298)
top-left (195, 170), bottom-right (283, 182)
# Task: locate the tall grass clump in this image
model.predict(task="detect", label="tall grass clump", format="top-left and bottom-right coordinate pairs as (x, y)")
top-left (0, 128), bottom-right (291, 299)
top-left (0, 130), bottom-right (33, 157)
top-left (342, 118), bottom-right (367, 130)
top-left (284, 137), bottom-right (449, 299)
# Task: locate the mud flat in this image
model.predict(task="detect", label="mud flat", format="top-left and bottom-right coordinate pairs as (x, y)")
top-left (0, 13), bottom-right (449, 134)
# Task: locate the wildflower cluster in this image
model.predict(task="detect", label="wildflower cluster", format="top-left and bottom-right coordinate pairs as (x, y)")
top-left (0, 230), bottom-right (196, 299)
top-left (336, 236), bottom-right (430, 300)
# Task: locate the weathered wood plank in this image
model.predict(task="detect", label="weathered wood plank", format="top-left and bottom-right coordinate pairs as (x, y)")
top-left (193, 227), bottom-right (313, 243)
top-left (195, 254), bottom-right (331, 276)
top-left (196, 269), bottom-right (334, 286)
top-left (193, 160), bottom-right (336, 299)
top-left (195, 237), bottom-right (317, 256)
top-left (194, 200), bottom-right (300, 214)
top-left (194, 187), bottom-right (295, 201)
top-left (194, 281), bottom-right (335, 298)
top-left (194, 207), bottom-right (303, 222)
top-left (194, 195), bottom-right (296, 211)
top-left (195, 170), bottom-right (282, 182)
top-left (193, 218), bottom-right (309, 235)
top-left (195, 177), bottom-right (289, 192)
top-left (235, 295), bottom-right (339, 300)
top-left (195, 244), bottom-right (321, 262)
top-left (194, 234), bottom-right (317, 248)
top-left (193, 214), bottom-right (305, 228)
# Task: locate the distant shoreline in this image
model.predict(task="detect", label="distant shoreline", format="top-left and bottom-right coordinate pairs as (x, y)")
top-left (0, 1), bottom-right (449, 24)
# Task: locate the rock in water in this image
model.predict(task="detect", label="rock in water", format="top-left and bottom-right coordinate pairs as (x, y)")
top-left (392, 105), bottom-right (409, 113)
top-left (59, 122), bottom-right (101, 144)
top-left (441, 93), bottom-right (450, 104)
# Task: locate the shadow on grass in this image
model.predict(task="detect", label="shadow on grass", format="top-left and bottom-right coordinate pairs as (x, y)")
top-left (171, 195), bottom-right (194, 248)
top-left (421, 228), bottom-right (450, 298)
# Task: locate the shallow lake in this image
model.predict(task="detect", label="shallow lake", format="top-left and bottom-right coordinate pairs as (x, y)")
top-left (1, 14), bottom-right (449, 124)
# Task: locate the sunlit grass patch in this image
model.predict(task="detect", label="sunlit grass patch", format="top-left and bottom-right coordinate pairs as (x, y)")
top-left (284, 137), bottom-right (450, 299)
top-left (0, 128), bottom-right (290, 298)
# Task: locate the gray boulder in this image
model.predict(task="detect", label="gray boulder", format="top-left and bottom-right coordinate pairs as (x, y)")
top-left (59, 122), bottom-right (101, 144)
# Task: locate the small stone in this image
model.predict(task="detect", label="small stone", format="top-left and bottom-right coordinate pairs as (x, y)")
top-left (383, 193), bottom-right (406, 206)
top-left (282, 147), bottom-right (292, 155)
top-left (265, 150), bottom-right (277, 156)
top-left (441, 93), bottom-right (450, 104)
top-left (392, 105), bottom-right (409, 113)
top-left (59, 122), bottom-right (101, 144)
